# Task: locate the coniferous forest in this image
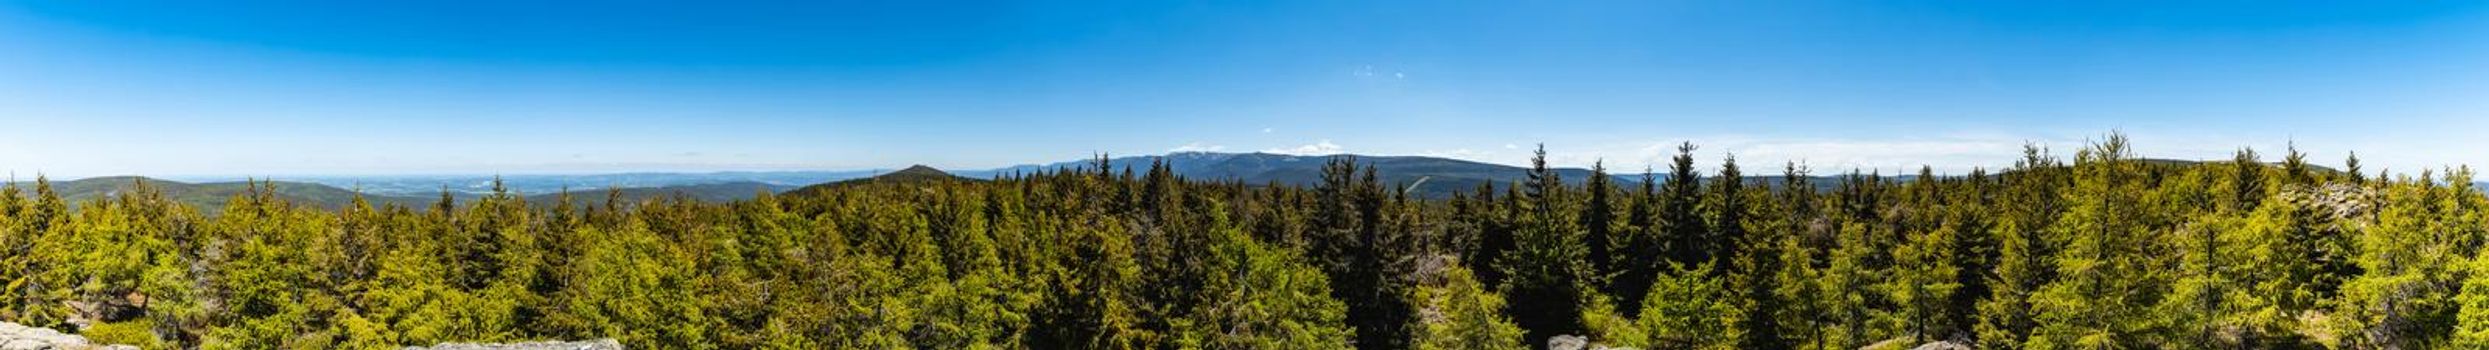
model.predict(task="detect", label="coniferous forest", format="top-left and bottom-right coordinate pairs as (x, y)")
top-left (10, 134), bottom-right (2489, 350)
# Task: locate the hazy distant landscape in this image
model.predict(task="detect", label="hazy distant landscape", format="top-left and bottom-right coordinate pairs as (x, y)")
top-left (31, 151), bottom-right (1777, 214)
top-left (43, 151), bottom-right (2477, 215)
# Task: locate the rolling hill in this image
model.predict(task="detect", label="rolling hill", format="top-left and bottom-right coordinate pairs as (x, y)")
top-left (783, 165), bottom-right (980, 196)
top-left (41, 176), bottom-right (432, 213)
top-left (182, 170), bottom-right (883, 198)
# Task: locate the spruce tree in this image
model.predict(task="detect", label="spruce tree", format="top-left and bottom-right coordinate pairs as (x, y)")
top-left (1584, 161), bottom-right (1621, 299)
top-left (1821, 222), bottom-right (1885, 348)
top-left (2026, 133), bottom-right (2168, 349)
top-left (1888, 221), bottom-right (1961, 344)
top-left (2345, 151), bottom-right (2366, 184)
top-left (1496, 145), bottom-right (1598, 347)
top-left (1634, 263), bottom-right (1743, 350)
top-left (1661, 142), bottom-right (1710, 267)
top-left (1617, 142), bottom-right (1704, 321)
top-left (1710, 153), bottom-right (1749, 270)
top-left (1976, 144), bottom-right (2061, 349)
top-left (2453, 244), bottom-right (2489, 348)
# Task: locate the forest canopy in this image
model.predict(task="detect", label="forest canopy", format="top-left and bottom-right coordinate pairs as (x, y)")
top-left (5, 133), bottom-right (2489, 349)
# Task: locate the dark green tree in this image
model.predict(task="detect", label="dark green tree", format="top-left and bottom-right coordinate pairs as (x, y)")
top-left (1497, 145), bottom-right (1600, 347)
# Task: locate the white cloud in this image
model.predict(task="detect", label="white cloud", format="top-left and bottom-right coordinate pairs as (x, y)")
top-left (1261, 127), bottom-right (1274, 133)
top-left (1169, 142), bottom-right (1226, 153)
top-left (1265, 140), bottom-right (1346, 156)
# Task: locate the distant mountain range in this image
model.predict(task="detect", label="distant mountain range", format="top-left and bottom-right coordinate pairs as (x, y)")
top-left (22, 152), bottom-right (2480, 213)
top-left (170, 171), bottom-right (881, 198)
top-left (966, 152), bottom-right (1645, 198)
top-left (520, 181), bottom-right (791, 205)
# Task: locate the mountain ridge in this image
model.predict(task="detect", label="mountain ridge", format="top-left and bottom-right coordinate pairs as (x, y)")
top-left (21, 153), bottom-right (2466, 209)
top-left (782, 165), bottom-right (981, 196)
top-left (959, 152), bottom-right (1647, 198)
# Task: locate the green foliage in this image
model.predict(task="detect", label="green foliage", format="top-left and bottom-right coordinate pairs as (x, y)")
top-left (2453, 251), bottom-right (2489, 348)
top-left (1496, 145), bottom-right (1601, 346)
top-left (553, 221), bottom-right (714, 348)
top-left (1634, 263), bottom-right (1744, 350)
top-left (2324, 169), bottom-right (2481, 348)
top-left (1, 135), bottom-right (2485, 350)
top-left (83, 318), bottom-right (169, 349)
top-left (1412, 265), bottom-right (1528, 350)
top-left (1974, 145), bottom-right (2062, 349)
top-left (2026, 133), bottom-right (2173, 349)
top-left (1822, 222), bottom-right (1890, 348)
top-left (1887, 222), bottom-right (1961, 344)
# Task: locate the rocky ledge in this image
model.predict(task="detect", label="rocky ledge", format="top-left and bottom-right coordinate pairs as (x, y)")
top-left (0, 322), bottom-right (138, 350)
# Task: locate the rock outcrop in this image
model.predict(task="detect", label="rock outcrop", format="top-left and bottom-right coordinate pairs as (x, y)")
top-left (0, 322), bottom-right (138, 350)
top-left (1909, 340), bottom-right (1973, 350)
top-left (2279, 183), bottom-right (2379, 221)
top-left (401, 339), bottom-right (623, 350)
top-left (1547, 335), bottom-right (1588, 350)
top-left (1545, 334), bottom-right (1639, 350)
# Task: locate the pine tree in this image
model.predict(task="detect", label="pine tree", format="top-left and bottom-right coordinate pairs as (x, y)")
top-left (11, 176), bottom-right (68, 326)
top-left (2026, 133), bottom-right (2169, 349)
top-left (1727, 161), bottom-right (1795, 350)
top-left (1330, 161), bottom-right (1422, 350)
top-left (2329, 169), bottom-right (2476, 348)
top-left (1662, 142), bottom-right (1710, 267)
top-left (1583, 161), bottom-right (1621, 301)
top-left (1769, 220), bottom-right (1825, 350)
top-left (1170, 206), bottom-right (1354, 349)
top-left (1887, 221), bottom-right (1962, 344)
top-left (2281, 144), bottom-right (2314, 187)
top-left (1497, 145), bottom-right (1599, 346)
top-left (1616, 166), bottom-right (1665, 321)
top-left (2453, 245), bottom-right (2489, 348)
top-left (0, 180), bottom-right (26, 323)
top-left (2345, 152), bottom-right (2366, 184)
top-left (1759, 162), bottom-right (1820, 350)
top-left (1636, 263), bottom-right (1744, 350)
top-left (1616, 142), bottom-right (1704, 321)
top-left (1710, 153), bottom-right (1750, 271)
top-left (1821, 222), bottom-right (1885, 348)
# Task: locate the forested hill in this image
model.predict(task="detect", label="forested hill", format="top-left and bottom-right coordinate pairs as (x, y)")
top-left (46, 176), bottom-right (433, 212)
top-left (781, 164), bottom-right (979, 197)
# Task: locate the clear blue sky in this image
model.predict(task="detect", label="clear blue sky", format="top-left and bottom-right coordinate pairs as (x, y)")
top-left (3, 1), bottom-right (2485, 178)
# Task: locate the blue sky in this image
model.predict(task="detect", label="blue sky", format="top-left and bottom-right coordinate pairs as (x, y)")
top-left (3, 1), bottom-right (2485, 178)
